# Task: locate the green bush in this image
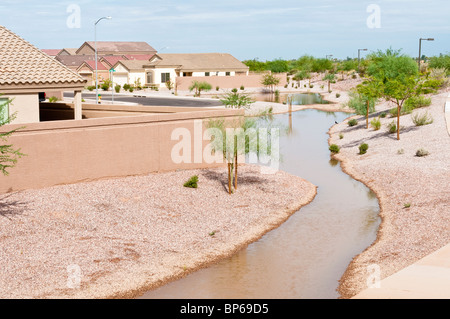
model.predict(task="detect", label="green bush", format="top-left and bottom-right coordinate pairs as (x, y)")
top-left (115, 84), bottom-right (121, 93)
top-left (87, 85), bottom-right (95, 91)
top-left (123, 83), bottom-right (130, 91)
top-left (129, 87), bottom-right (134, 93)
top-left (404, 95), bottom-right (431, 110)
top-left (412, 111), bottom-right (434, 126)
top-left (336, 93), bottom-right (341, 98)
top-left (359, 143), bottom-right (369, 155)
top-left (329, 144), bottom-right (340, 153)
top-left (183, 175), bottom-right (198, 188)
top-left (416, 148), bottom-right (429, 157)
top-left (339, 133), bottom-right (344, 139)
top-left (380, 112), bottom-right (387, 118)
top-left (48, 96), bottom-right (58, 103)
top-left (348, 119), bottom-right (358, 127)
top-left (216, 86), bottom-right (220, 91)
top-left (370, 117), bottom-right (381, 130)
top-left (240, 85), bottom-right (245, 90)
top-left (387, 121), bottom-right (397, 134)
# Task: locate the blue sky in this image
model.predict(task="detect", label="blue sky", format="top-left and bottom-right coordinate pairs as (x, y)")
top-left (1, 0), bottom-right (449, 61)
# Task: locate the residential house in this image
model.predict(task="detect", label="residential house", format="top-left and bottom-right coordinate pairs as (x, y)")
top-left (41, 49), bottom-right (61, 58)
top-left (76, 60), bottom-right (110, 86)
top-left (0, 25), bottom-right (86, 124)
top-left (58, 48), bottom-right (78, 56)
top-left (76, 41), bottom-right (157, 56)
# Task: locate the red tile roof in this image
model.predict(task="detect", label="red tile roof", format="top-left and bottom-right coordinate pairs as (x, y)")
top-left (41, 49), bottom-right (61, 56)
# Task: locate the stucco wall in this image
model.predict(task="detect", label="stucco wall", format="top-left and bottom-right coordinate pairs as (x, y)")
top-left (1, 93), bottom-right (40, 124)
top-left (0, 107), bottom-right (243, 194)
top-left (176, 73), bottom-right (287, 91)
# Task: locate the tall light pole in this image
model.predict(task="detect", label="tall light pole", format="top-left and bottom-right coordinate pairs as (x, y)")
top-left (95, 16), bottom-right (112, 104)
top-left (418, 38), bottom-right (434, 72)
top-left (358, 48), bottom-right (368, 73)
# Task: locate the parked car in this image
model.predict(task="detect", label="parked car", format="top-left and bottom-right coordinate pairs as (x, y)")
top-left (38, 92), bottom-right (46, 102)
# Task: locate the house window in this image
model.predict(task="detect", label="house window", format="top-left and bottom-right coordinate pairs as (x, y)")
top-left (183, 72), bottom-right (193, 77)
top-left (0, 98), bottom-right (9, 123)
top-left (205, 72), bottom-right (210, 76)
top-left (146, 72), bottom-right (153, 84)
top-left (161, 73), bottom-right (170, 83)
top-left (225, 72), bottom-right (231, 76)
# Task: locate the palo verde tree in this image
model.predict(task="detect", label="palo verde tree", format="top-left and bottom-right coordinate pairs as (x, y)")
top-left (0, 97), bottom-right (24, 175)
top-left (261, 73), bottom-right (280, 93)
top-left (206, 111), bottom-right (278, 194)
top-left (366, 48), bottom-right (420, 140)
top-left (189, 80), bottom-right (212, 97)
top-left (355, 78), bottom-right (382, 129)
top-left (322, 72), bottom-right (336, 93)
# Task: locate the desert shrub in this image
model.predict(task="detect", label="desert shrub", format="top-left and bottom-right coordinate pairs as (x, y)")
top-left (359, 143), bottom-right (369, 155)
top-left (309, 84), bottom-right (314, 88)
top-left (404, 95), bottom-right (431, 110)
top-left (346, 91), bottom-right (376, 115)
top-left (86, 85), bottom-right (95, 91)
top-left (240, 85), bottom-right (245, 90)
top-left (123, 83), bottom-right (130, 91)
top-left (348, 119), bottom-right (358, 127)
top-left (336, 93), bottom-right (341, 98)
top-left (114, 84), bottom-right (121, 93)
top-left (284, 84), bottom-right (288, 88)
top-left (370, 117), bottom-right (381, 130)
top-left (183, 175), bottom-right (198, 188)
top-left (48, 96), bottom-right (58, 103)
top-left (329, 144), bottom-right (340, 153)
top-left (387, 121), bottom-right (397, 134)
top-left (416, 148), bottom-right (429, 157)
top-left (339, 133), bottom-right (344, 139)
top-left (397, 148), bottom-right (404, 155)
top-left (216, 86), bottom-right (220, 91)
top-left (129, 87), bottom-right (134, 93)
top-left (412, 111), bottom-right (434, 126)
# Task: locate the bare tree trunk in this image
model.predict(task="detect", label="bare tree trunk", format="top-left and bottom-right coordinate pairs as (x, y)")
top-left (234, 153), bottom-right (238, 190)
top-left (397, 105), bottom-right (401, 140)
top-left (366, 100), bottom-right (369, 129)
top-left (228, 163), bottom-right (232, 194)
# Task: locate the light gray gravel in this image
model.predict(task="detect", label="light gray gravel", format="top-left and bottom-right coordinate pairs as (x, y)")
top-left (328, 90), bottom-right (450, 298)
top-left (0, 164), bottom-right (316, 299)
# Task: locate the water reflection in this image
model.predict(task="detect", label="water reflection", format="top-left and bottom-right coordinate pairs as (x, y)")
top-left (252, 93), bottom-right (331, 105)
top-left (140, 109), bottom-right (380, 299)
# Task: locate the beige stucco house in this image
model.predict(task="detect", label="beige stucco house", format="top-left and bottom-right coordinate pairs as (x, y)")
top-left (111, 53), bottom-right (250, 88)
top-left (0, 25), bottom-right (86, 124)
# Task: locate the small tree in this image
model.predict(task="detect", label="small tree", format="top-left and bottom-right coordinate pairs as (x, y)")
top-left (366, 49), bottom-right (420, 140)
top-left (0, 97), bottom-right (25, 175)
top-left (165, 80), bottom-right (174, 91)
top-left (322, 72), bottom-right (335, 93)
top-left (189, 81), bottom-right (212, 97)
top-left (206, 113), bottom-right (278, 194)
top-left (261, 73), bottom-right (280, 93)
top-left (220, 89), bottom-right (254, 109)
top-left (356, 78), bottom-right (382, 128)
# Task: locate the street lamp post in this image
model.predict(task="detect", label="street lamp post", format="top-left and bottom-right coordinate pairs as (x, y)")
top-left (418, 38), bottom-right (434, 72)
top-left (358, 48), bottom-right (368, 73)
top-left (95, 16), bottom-right (112, 105)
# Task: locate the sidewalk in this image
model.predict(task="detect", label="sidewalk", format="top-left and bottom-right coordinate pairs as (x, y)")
top-left (353, 243), bottom-right (450, 299)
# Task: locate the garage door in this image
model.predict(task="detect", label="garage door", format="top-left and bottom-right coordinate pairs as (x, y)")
top-left (113, 74), bottom-right (128, 87)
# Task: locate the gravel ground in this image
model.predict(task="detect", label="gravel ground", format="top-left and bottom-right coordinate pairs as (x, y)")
top-left (328, 90), bottom-right (450, 298)
top-left (0, 164), bottom-right (316, 299)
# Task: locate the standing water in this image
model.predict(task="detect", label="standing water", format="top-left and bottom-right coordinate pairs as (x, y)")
top-left (140, 109), bottom-right (380, 299)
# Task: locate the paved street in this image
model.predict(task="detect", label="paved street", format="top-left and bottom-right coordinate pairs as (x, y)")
top-left (63, 92), bottom-right (223, 107)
